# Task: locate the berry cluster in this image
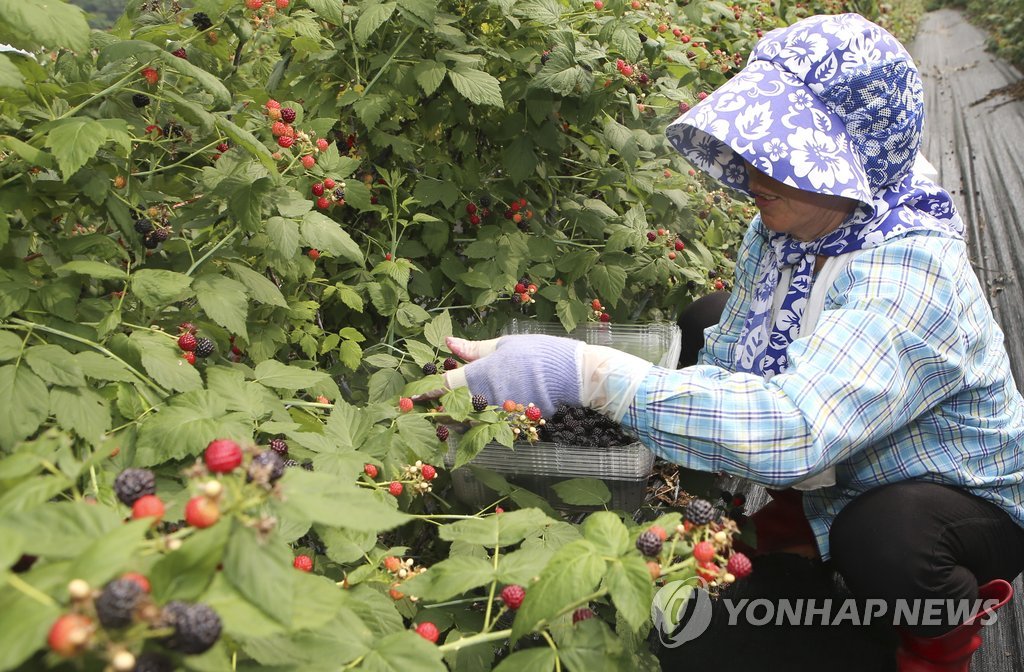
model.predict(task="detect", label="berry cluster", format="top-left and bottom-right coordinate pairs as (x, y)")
top-left (510, 276), bottom-right (538, 307)
top-left (463, 198), bottom-right (492, 227)
top-left (589, 298), bottom-right (611, 323)
top-left (192, 11), bottom-right (212, 30)
top-left (646, 227), bottom-right (686, 261)
top-left (47, 576), bottom-right (222, 666)
top-left (398, 460), bottom-right (439, 496)
top-left (538, 404), bottom-right (635, 447)
top-left (133, 205), bottom-right (172, 250)
top-left (310, 177), bottom-right (345, 210)
top-left (421, 356), bottom-right (459, 375)
top-left (264, 100), bottom-right (330, 169)
top-left (500, 399), bottom-right (545, 442)
top-left (382, 555), bottom-right (428, 602)
top-left (503, 197), bottom-right (533, 230)
top-left (176, 323), bottom-right (214, 365)
top-left (244, 0), bottom-right (291, 26)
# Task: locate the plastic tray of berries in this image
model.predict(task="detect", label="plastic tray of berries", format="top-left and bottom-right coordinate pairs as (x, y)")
top-left (501, 317), bottom-right (682, 369)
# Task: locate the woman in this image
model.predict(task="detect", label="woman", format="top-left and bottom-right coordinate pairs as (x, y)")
top-left (436, 14), bottom-right (1024, 671)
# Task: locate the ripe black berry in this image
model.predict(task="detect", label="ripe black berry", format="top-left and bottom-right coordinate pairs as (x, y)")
top-left (162, 122), bottom-right (184, 138)
top-left (132, 93), bottom-right (150, 108)
top-left (685, 498), bottom-right (715, 526)
top-left (422, 362), bottom-right (437, 375)
top-left (194, 338), bottom-right (215, 358)
top-left (539, 405), bottom-right (634, 447)
top-left (281, 108), bottom-right (296, 123)
top-left (134, 218), bottom-right (153, 235)
top-left (114, 468), bottom-right (156, 506)
top-left (133, 652), bottom-right (175, 672)
top-left (151, 227), bottom-right (170, 242)
top-left (443, 357), bottom-right (458, 371)
top-left (333, 188), bottom-right (345, 201)
top-left (472, 394), bottom-right (488, 412)
top-left (192, 11), bottom-right (212, 30)
top-left (436, 425), bottom-right (449, 441)
top-left (160, 601), bottom-right (222, 654)
top-left (479, 194), bottom-right (492, 208)
top-left (248, 450), bottom-right (286, 484)
top-left (635, 530), bottom-right (663, 557)
top-left (511, 293), bottom-right (521, 304)
top-left (143, 234), bottom-right (161, 249)
top-left (95, 578), bottom-right (144, 628)
top-left (269, 438), bottom-right (288, 456)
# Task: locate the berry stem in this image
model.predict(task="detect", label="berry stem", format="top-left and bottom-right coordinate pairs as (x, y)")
top-left (186, 226), bottom-right (239, 276)
top-left (56, 65), bottom-right (152, 120)
top-left (132, 138), bottom-right (225, 177)
top-left (540, 630), bottom-right (562, 672)
top-left (6, 573), bottom-right (58, 608)
top-left (436, 628), bottom-right (512, 654)
top-left (482, 545), bottom-right (501, 632)
top-left (361, 31), bottom-right (415, 98)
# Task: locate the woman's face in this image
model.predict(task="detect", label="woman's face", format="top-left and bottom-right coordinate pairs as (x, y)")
top-left (744, 162), bottom-right (860, 242)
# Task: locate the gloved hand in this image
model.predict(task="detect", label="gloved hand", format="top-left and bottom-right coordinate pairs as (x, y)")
top-left (437, 334), bottom-right (654, 420)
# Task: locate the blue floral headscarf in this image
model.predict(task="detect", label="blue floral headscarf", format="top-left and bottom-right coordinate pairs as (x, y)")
top-left (666, 13), bottom-right (964, 376)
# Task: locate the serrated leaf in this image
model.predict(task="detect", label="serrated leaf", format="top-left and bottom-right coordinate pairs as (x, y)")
top-left (193, 274), bottom-right (250, 340)
top-left (0, 364), bottom-right (49, 449)
top-left (0, 53), bottom-right (25, 89)
top-left (226, 263), bottom-right (288, 308)
top-left (555, 299), bottom-right (588, 333)
top-left (360, 631), bottom-right (446, 672)
top-left (368, 368), bottom-right (405, 403)
top-left (253, 360), bottom-right (330, 390)
top-left (45, 118), bottom-right (106, 180)
top-left (51, 386), bottom-right (110, 444)
top-left (74, 352), bottom-right (135, 382)
top-left (131, 269), bottom-right (193, 308)
top-left (603, 117), bottom-right (638, 166)
top-left (57, 260), bottom-right (126, 280)
top-left (0, 330), bottom-right (23, 361)
top-left (493, 648), bottom-right (558, 672)
top-left (69, 519), bottom-right (151, 586)
top-left (503, 136), bottom-right (537, 185)
top-left (496, 547), bottom-right (554, 585)
top-left (396, 0), bottom-right (435, 24)
top-left (151, 522), bottom-right (231, 602)
top-left (552, 477), bottom-right (611, 506)
top-left (414, 60), bottom-right (446, 95)
top-left (589, 263), bottom-right (628, 308)
top-left (302, 211), bottom-right (363, 263)
top-left (448, 67), bottom-right (503, 107)
top-left (423, 310), bottom-right (453, 350)
top-left (606, 555), bottom-right (654, 631)
top-left (355, 2), bottom-right (396, 44)
top-left (24, 344), bottom-right (85, 387)
top-left (306, 0), bottom-right (346, 24)
top-left (224, 525), bottom-right (296, 625)
top-left (401, 555), bottom-right (495, 601)
top-left (215, 116), bottom-right (278, 173)
top-left (0, 0), bottom-right (89, 52)
top-left (134, 390), bottom-right (250, 465)
top-left (611, 25), bottom-right (642, 61)
top-left (438, 508), bottom-right (555, 548)
top-left (353, 93), bottom-right (391, 129)
top-left (266, 216), bottom-right (301, 258)
top-left (512, 539), bottom-right (606, 639)
top-left (158, 49), bottom-right (231, 110)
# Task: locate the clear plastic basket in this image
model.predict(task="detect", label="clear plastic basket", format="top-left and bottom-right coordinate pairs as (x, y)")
top-left (502, 318), bottom-right (682, 368)
top-left (444, 439), bottom-right (654, 480)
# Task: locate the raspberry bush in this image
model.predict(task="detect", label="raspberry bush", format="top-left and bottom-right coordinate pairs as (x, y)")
top-left (0, 0), bottom-right (891, 669)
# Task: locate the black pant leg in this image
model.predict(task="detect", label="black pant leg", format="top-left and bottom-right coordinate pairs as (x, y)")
top-left (829, 480), bottom-right (1024, 637)
top-left (676, 290), bottom-right (731, 367)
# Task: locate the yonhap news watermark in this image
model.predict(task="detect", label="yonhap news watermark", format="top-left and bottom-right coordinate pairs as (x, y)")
top-left (652, 579), bottom-right (1004, 647)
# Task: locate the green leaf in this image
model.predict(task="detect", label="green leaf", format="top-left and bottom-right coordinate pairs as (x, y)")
top-left (74, 352), bottom-right (136, 382)
top-left (253, 360), bottom-right (330, 390)
top-left (194, 274), bottom-right (250, 339)
top-left (423, 310), bottom-right (453, 350)
top-left (24, 344), bottom-right (85, 387)
top-left (279, 470), bottom-right (412, 532)
top-left (134, 390), bottom-right (250, 465)
top-left (224, 525), bottom-right (296, 625)
top-left (397, 0), bottom-right (435, 24)
top-left (401, 555), bottom-right (495, 601)
top-left (0, 0), bottom-right (89, 52)
top-left (438, 508), bottom-right (555, 548)
top-left (355, 2), bottom-right (396, 44)
top-left (226, 263), bottom-right (288, 308)
top-left (226, 176), bottom-right (274, 233)
top-left (0, 53), bottom-right (25, 89)
top-left (0, 330), bottom-right (23, 361)
top-left (581, 511), bottom-right (630, 556)
top-left (302, 211), bottom-right (363, 263)
top-left (50, 386), bottom-right (110, 444)
top-left (448, 67), bottom-right (504, 107)
top-left (0, 566), bottom-right (61, 672)
top-left (215, 116), bottom-right (278, 173)
top-left (131, 332), bottom-right (202, 393)
top-left (512, 539), bottom-right (606, 639)
top-left (368, 368), bottom-right (404, 403)
top-left (45, 118), bottom-right (106, 180)
top-left (503, 136), bottom-right (538, 185)
top-left (306, 0), bottom-right (346, 24)
top-left (131, 269), bottom-right (193, 308)
top-left (589, 263), bottom-right (628, 308)
top-left (606, 555), bottom-right (654, 631)
top-left (0, 133), bottom-right (53, 168)
top-left (414, 60), bottom-right (447, 95)
top-left (360, 631), bottom-right (446, 672)
top-left (57, 260), bottom-right (127, 280)
top-left (496, 547), bottom-right (554, 585)
top-left (151, 522), bottom-right (232, 602)
top-left (611, 24), bottom-right (642, 61)
top-left (555, 299), bottom-right (588, 333)
top-left (0, 502), bottom-right (121, 558)
top-left (603, 117), bottom-right (638, 166)
top-left (552, 477), bottom-right (611, 506)
top-left (69, 519), bottom-right (151, 586)
top-left (493, 648), bottom-right (558, 672)
top-left (0, 364), bottom-right (49, 449)
top-left (266, 216), bottom-right (301, 257)
top-left (158, 49), bottom-right (231, 110)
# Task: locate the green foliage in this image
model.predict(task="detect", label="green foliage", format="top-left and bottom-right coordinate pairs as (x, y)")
top-left (0, 0), bottom-right (886, 669)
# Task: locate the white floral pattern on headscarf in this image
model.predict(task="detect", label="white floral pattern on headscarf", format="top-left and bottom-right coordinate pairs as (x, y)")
top-left (665, 13), bottom-right (964, 377)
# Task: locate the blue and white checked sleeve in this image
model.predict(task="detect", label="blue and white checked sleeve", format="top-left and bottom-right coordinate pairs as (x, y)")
top-left (615, 233), bottom-right (968, 488)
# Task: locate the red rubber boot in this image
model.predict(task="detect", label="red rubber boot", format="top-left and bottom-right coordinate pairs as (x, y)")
top-left (896, 579), bottom-right (1014, 671)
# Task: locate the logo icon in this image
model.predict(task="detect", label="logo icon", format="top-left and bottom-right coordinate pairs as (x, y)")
top-left (651, 577), bottom-right (713, 647)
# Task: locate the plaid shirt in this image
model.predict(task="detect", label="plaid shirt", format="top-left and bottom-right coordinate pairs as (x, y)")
top-left (618, 220), bottom-right (1024, 559)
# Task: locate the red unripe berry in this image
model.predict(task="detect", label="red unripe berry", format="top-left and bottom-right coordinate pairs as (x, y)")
top-left (668, 251), bottom-right (677, 260)
top-left (421, 464), bottom-right (437, 480)
top-left (184, 496), bottom-right (220, 528)
top-left (48, 614), bottom-right (93, 657)
top-left (266, 98), bottom-right (281, 109)
top-left (277, 136), bottom-right (294, 149)
top-left (415, 622), bottom-right (439, 643)
top-left (312, 182), bottom-right (325, 196)
top-left (245, 0), bottom-right (262, 9)
top-left (389, 481), bottom-right (403, 497)
top-left (323, 178), bottom-right (336, 189)
top-left (121, 572), bottom-right (151, 593)
top-left (525, 406), bottom-right (542, 422)
top-left (469, 214), bottom-right (481, 226)
top-left (316, 197), bottom-right (330, 210)
top-left (131, 494), bottom-right (165, 523)
top-left (593, 0), bottom-right (603, 8)
top-left (696, 560), bottom-right (718, 582)
top-left (631, 0), bottom-right (641, 8)
top-left (183, 351), bottom-right (196, 365)
top-left (466, 203), bottom-right (477, 215)
top-left (178, 333), bottom-right (197, 351)
top-left (398, 397), bottom-right (414, 413)
top-left (502, 400), bottom-right (518, 412)
top-left (515, 282), bottom-right (527, 294)
top-left (592, 299), bottom-right (602, 310)
top-left (714, 279), bottom-right (725, 291)
top-left (501, 584), bottom-right (526, 610)
top-left (271, 121), bottom-right (288, 137)
top-left (293, 555), bottom-right (313, 572)
top-left (301, 155), bottom-right (316, 169)
top-left (675, 239), bottom-right (685, 251)
top-left (693, 540), bottom-right (715, 563)
top-left (573, 607), bottom-right (595, 624)
top-left (621, 64), bottom-right (634, 77)
top-left (140, 68), bottom-right (159, 85)
top-left (364, 463), bottom-right (378, 479)
top-left (204, 439), bottom-right (243, 473)
top-left (384, 556), bottom-right (402, 572)
top-left (495, 506), bottom-right (504, 514)
top-left (658, 23), bottom-right (668, 33)
top-left (648, 561), bottom-right (662, 580)
top-left (308, 249), bottom-right (320, 260)
top-left (698, 91), bottom-right (708, 101)
top-left (649, 525), bottom-right (667, 541)
top-left (276, 0), bottom-right (289, 8)
top-left (384, 253), bottom-right (392, 261)
top-left (600, 313), bottom-right (611, 323)
top-left (316, 138), bottom-right (329, 151)
top-left (727, 552), bottom-right (753, 579)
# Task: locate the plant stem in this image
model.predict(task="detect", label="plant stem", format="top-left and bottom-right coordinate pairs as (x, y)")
top-left (362, 31), bottom-right (414, 97)
top-left (58, 67), bottom-right (149, 120)
top-left (185, 227), bottom-right (238, 276)
top-left (131, 139), bottom-right (224, 177)
top-left (437, 628), bottom-right (512, 653)
top-left (7, 574), bottom-right (58, 608)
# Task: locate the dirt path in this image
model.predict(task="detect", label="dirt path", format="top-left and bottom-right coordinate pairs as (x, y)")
top-left (911, 9), bottom-right (1024, 672)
